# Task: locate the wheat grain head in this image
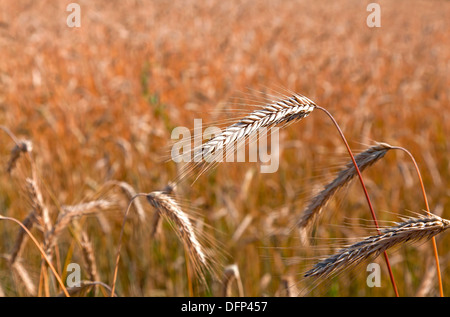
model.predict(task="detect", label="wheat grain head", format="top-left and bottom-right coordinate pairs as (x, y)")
top-left (304, 213), bottom-right (450, 279)
top-left (297, 143), bottom-right (394, 244)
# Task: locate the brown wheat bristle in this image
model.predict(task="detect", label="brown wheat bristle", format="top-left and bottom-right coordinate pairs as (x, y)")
top-left (304, 214), bottom-right (450, 279)
top-left (297, 143), bottom-right (393, 244)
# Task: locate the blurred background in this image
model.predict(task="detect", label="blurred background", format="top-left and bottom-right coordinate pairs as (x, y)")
top-left (0, 0), bottom-right (449, 296)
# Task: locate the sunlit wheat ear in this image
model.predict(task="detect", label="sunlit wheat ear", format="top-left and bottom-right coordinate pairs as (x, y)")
top-left (304, 214), bottom-right (450, 279)
top-left (297, 142), bottom-right (393, 244)
top-left (146, 191), bottom-right (212, 283)
top-left (177, 94), bottom-right (316, 181)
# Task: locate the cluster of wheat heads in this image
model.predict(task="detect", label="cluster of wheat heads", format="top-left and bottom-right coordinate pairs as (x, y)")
top-left (0, 123), bottom-right (223, 296)
top-left (1, 88), bottom-right (448, 297)
top-left (111, 93), bottom-right (318, 295)
top-left (0, 126), bottom-right (133, 296)
top-left (165, 91), bottom-right (447, 297)
top-left (304, 214), bottom-right (450, 280)
top-left (295, 140), bottom-right (447, 296)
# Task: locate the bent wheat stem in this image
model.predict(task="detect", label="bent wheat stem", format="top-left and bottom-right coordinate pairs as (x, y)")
top-left (0, 215), bottom-right (69, 297)
top-left (315, 105), bottom-right (399, 297)
top-left (391, 145), bottom-right (443, 297)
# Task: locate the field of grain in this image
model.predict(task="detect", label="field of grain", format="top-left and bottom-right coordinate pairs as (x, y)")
top-left (0, 0), bottom-right (449, 297)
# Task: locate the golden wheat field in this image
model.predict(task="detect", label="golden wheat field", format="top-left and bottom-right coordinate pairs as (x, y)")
top-left (0, 0), bottom-right (449, 298)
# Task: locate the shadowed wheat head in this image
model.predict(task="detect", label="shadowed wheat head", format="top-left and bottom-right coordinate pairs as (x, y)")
top-left (304, 213), bottom-right (450, 279)
top-left (297, 142), bottom-right (394, 244)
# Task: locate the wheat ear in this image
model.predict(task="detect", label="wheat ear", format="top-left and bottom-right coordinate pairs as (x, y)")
top-left (25, 178), bottom-right (52, 238)
top-left (304, 214), bottom-right (450, 279)
top-left (79, 230), bottom-right (100, 283)
top-left (177, 94), bottom-right (316, 180)
top-left (297, 143), bottom-right (393, 244)
top-left (146, 191), bottom-right (210, 281)
top-left (197, 94), bottom-right (314, 160)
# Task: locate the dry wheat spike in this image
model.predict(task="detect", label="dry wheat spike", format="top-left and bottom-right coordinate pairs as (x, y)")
top-left (146, 191), bottom-right (212, 281)
top-left (297, 143), bottom-right (393, 244)
top-left (195, 94), bottom-right (315, 161)
top-left (304, 213), bottom-right (450, 279)
top-left (176, 94), bottom-right (316, 180)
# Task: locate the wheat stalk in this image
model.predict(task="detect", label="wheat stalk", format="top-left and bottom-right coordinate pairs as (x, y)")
top-left (104, 180), bottom-right (146, 222)
top-left (297, 143), bottom-right (393, 244)
top-left (415, 256), bottom-right (437, 297)
top-left (280, 275), bottom-right (299, 297)
top-left (304, 214), bottom-right (450, 279)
